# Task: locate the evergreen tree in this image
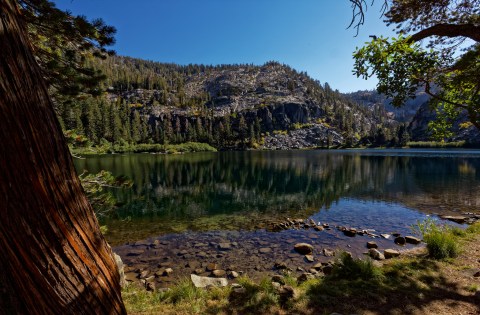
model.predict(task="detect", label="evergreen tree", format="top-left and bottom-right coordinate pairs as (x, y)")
top-left (131, 111), bottom-right (142, 143)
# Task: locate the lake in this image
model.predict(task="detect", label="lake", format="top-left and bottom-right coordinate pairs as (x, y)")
top-left (75, 149), bottom-right (480, 284)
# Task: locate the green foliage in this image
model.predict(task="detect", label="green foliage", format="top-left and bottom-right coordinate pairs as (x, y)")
top-left (466, 222), bottom-right (480, 234)
top-left (291, 122), bottom-right (313, 130)
top-left (232, 277), bottom-right (281, 313)
top-left (20, 0), bottom-right (116, 98)
top-left (159, 278), bottom-right (207, 305)
top-left (425, 229), bottom-right (460, 260)
top-left (330, 252), bottom-right (384, 281)
top-left (412, 219), bottom-right (460, 260)
top-left (354, 35), bottom-right (440, 108)
top-left (352, 0), bottom-right (480, 138)
top-left (78, 170), bottom-right (132, 217)
top-left (406, 141), bottom-right (466, 148)
top-left (273, 130), bottom-right (288, 135)
top-left (72, 142), bottom-right (217, 155)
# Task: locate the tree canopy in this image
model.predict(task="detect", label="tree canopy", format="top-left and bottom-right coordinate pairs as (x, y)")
top-left (18, 0), bottom-right (116, 98)
top-left (351, 0), bottom-right (480, 139)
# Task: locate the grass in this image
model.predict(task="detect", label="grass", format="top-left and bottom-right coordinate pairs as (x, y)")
top-left (411, 218), bottom-right (468, 260)
top-left (406, 140), bottom-right (466, 148)
top-left (71, 142), bottom-right (217, 155)
top-left (330, 252), bottom-right (384, 281)
top-left (465, 284), bottom-right (479, 293)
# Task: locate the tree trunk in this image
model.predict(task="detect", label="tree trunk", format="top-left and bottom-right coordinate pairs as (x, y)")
top-left (0, 1), bottom-right (126, 314)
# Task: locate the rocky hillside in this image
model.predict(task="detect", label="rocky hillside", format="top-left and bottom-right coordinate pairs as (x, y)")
top-left (346, 88), bottom-right (480, 144)
top-left (344, 89), bottom-right (429, 123)
top-left (88, 56), bottom-right (396, 149)
top-left (408, 102), bottom-right (480, 143)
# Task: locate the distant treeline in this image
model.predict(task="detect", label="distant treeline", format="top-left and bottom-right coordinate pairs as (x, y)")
top-left (57, 56), bottom-right (409, 150)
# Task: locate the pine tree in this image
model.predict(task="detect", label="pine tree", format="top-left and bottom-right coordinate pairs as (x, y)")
top-left (131, 110), bottom-right (142, 143)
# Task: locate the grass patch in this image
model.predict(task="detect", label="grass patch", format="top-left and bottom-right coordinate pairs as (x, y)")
top-left (465, 284), bottom-right (479, 293)
top-left (410, 219), bottom-right (480, 260)
top-left (71, 142), bottom-right (217, 155)
top-left (425, 229), bottom-right (460, 260)
top-left (330, 252), bottom-right (384, 281)
top-left (406, 141), bottom-right (466, 148)
top-left (412, 219), bottom-right (460, 260)
top-left (230, 276), bottom-right (282, 313)
top-left (466, 222), bottom-right (480, 234)
top-left (122, 283), bottom-right (163, 314)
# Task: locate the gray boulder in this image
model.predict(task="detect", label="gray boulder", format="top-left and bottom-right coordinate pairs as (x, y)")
top-left (190, 274), bottom-right (228, 288)
top-left (113, 252), bottom-right (126, 287)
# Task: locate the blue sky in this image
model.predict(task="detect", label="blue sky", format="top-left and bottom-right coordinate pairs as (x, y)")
top-left (53, 0), bottom-right (395, 92)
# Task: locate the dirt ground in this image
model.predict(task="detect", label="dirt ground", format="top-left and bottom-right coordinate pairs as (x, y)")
top-left (315, 235), bottom-right (480, 315)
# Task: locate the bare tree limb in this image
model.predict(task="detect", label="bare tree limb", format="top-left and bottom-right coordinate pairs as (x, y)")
top-left (410, 24), bottom-right (480, 43)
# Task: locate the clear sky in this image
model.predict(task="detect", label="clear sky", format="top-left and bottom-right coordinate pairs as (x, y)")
top-left (53, 0), bottom-right (396, 92)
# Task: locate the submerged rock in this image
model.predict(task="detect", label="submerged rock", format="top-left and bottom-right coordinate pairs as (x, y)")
top-left (190, 274), bottom-right (228, 288)
top-left (259, 247), bottom-right (272, 254)
top-left (366, 241), bottom-right (378, 249)
top-left (405, 235), bottom-right (422, 244)
top-left (394, 236), bottom-right (406, 246)
top-left (440, 215), bottom-right (468, 224)
top-left (218, 242), bottom-right (232, 250)
top-left (343, 228), bottom-right (357, 237)
top-left (294, 243), bottom-right (314, 255)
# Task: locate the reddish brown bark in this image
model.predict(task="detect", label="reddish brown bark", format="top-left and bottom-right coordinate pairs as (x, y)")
top-left (0, 1), bottom-right (126, 314)
top-left (410, 23), bottom-right (480, 43)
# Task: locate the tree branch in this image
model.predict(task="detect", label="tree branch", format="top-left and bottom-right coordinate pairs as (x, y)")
top-left (424, 82), bottom-right (467, 109)
top-left (410, 24), bottom-right (480, 43)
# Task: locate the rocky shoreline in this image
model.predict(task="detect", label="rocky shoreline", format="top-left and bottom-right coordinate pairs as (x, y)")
top-left (114, 213), bottom-right (479, 292)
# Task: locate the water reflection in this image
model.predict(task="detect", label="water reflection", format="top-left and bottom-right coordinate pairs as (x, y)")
top-left (75, 149), bottom-right (480, 244)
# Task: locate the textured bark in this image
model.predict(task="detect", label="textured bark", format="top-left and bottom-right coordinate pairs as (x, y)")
top-left (410, 23), bottom-right (480, 43)
top-left (0, 1), bottom-right (126, 314)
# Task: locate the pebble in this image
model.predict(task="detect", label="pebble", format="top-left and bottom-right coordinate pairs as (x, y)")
top-left (218, 243), bottom-right (232, 250)
top-left (206, 263), bottom-right (218, 271)
top-left (259, 247), bottom-right (272, 254)
top-left (323, 248), bottom-right (335, 257)
top-left (212, 269), bottom-right (226, 277)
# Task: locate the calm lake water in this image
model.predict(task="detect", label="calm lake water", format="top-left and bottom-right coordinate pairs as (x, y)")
top-left (75, 149), bottom-right (480, 247)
